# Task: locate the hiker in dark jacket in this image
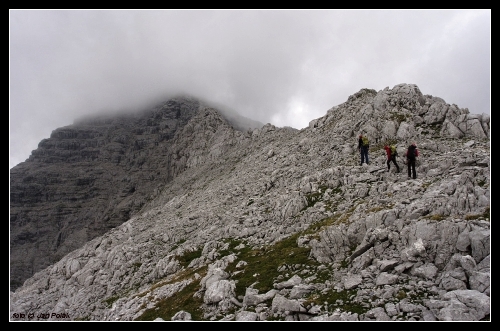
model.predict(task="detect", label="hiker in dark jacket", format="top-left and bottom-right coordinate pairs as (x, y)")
top-left (358, 134), bottom-right (370, 165)
top-left (405, 143), bottom-right (419, 179)
top-left (384, 145), bottom-right (400, 173)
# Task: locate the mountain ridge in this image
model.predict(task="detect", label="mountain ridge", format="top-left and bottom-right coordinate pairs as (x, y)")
top-left (10, 96), bottom-right (264, 291)
top-left (10, 83), bottom-right (490, 321)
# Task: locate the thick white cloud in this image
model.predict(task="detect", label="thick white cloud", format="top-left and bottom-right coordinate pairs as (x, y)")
top-left (9, 9), bottom-right (490, 169)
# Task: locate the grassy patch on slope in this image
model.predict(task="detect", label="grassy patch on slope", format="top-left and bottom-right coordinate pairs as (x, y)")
top-left (226, 233), bottom-right (316, 298)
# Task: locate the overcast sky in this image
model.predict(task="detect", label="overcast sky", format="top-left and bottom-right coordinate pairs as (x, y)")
top-left (9, 9), bottom-right (491, 169)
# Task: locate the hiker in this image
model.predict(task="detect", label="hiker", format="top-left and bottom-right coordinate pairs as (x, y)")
top-left (358, 134), bottom-right (370, 165)
top-left (405, 142), bottom-right (419, 179)
top-left (384, 145), bottom-right (400, 173)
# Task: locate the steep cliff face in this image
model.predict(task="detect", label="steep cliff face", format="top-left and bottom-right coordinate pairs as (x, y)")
top-left (10, 84), bottom-right (490, 321)
top-left (9, 97), bottom-right (263, 291)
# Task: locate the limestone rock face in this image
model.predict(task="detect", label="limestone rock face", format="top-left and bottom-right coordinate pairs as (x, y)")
top-left (10, 84), bottom-right (490, 321)
top-left (9, 96), bottom-right (262, 290)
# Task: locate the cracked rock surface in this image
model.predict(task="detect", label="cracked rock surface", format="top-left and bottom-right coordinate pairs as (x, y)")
top-left (10, 84), bottom-right (490, 321)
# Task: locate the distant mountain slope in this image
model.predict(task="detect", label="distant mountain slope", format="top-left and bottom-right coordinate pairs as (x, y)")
top-left (9, 96), bottom-right (263, 291)
top-left (10, 84), bottom-right (490, 321)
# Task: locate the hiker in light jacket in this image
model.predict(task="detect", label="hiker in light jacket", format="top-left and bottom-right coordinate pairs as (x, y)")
top-left (358, 134), bottom-right (370, 166)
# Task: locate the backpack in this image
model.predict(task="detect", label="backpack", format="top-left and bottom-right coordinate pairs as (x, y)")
top-left (407, 145), bottom-right (416, 159)
top-left (362, 136), bottom-right (369, 147)
top-left (390, 145), bottom-right (398, 156)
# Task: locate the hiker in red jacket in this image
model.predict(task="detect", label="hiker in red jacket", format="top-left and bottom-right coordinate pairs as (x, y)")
top-left (384, 145), bottom-right (400, 173)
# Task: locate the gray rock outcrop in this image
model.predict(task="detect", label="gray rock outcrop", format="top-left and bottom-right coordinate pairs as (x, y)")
top-left (10, 96), bottom-right (263, 291)
top-left (10, 84), bottom-right (490, 321)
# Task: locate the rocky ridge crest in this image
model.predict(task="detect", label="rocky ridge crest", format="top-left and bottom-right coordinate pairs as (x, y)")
top-left (10, 84), bottom-right (490, 321)
top-left (10, 96), bottom-right (262, 290)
